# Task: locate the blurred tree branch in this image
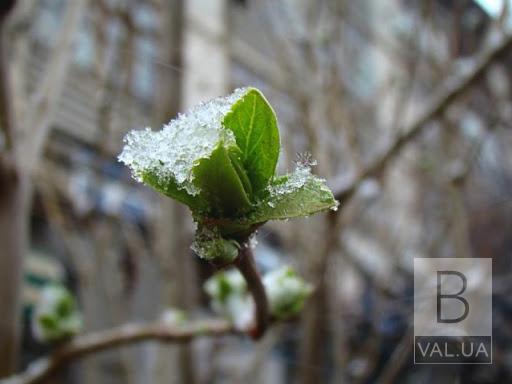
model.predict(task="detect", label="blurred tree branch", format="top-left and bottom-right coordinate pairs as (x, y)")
top-left (0, 318), bottom-right (236, 384)
top-left (332, 31), bottom-right (512, 206)
top-left (0, 0), bottom-right (17, 154)
top-left (0, 0), bottom-right (88, 376)
top-left (21, 0), bottom-right (87, 171)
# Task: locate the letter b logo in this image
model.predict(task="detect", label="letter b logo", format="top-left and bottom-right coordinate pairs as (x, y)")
top-left (414, 258), bottom-right (492, 364)
top-left (437, 271), bottom-right (469, 323)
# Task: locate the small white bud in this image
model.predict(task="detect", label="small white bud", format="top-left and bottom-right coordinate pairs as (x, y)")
top-left (32, 285), bottom-right (83, 343)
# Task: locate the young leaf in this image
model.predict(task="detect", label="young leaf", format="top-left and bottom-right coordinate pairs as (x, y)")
top-left (247, 166), bottom-right (338, 224)
top-left (142, 170), bottom-right (207, 212)
top-left (119, 88), bottom-right (250, 207)
top-left (192, 142), bottom-right (252, 217)
top-left (228, 147), bottom-right (253, 197)
top-left (223, 88), bottom-right (280, 195)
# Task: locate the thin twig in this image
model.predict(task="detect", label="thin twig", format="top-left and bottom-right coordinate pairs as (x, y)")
top-left (234, 244), bottom-right (269, 339)
top-left (1, 318), bottom-right (235, 384)
top-left (375, 327), bottom-right (414, 384)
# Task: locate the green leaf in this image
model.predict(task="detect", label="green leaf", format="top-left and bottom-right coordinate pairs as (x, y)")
top-left (223, 88), bottom-right (280, 195)
top-left (192, 142), bottom-right (252, 217)
top-left (247, 170), bottom-right (338, 224)
top-left (228, 147), bottom-right (253, 197)
top-left (142, 171), bottom-right (207, 212)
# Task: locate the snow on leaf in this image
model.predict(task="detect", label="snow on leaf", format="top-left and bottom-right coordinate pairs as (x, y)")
top-left (245, 163), bottom-right (339, 224)
top-left (118, 88), bottom-right (250, 197)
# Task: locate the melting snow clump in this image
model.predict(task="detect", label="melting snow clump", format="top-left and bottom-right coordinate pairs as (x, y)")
top-left (118, 87), bottom-right (249, 195)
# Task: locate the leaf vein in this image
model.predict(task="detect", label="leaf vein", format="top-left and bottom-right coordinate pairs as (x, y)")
top-left (243, 94), bottom-right (257, 161)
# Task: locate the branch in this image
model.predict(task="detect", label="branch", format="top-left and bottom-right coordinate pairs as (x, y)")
top-left (333, 31), bottom-right (512, 204)
top-left (20, 0), bottom-right (87, 171)
top-left (1, 318), bottom-right (235, 384)
top-left (234, 244), bottom-right (269, 339)
top-left (0, 1), bottom-right (17, 153)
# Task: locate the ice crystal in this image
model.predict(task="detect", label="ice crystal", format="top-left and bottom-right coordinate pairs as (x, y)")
top-left (119, 87), bottom-right (249, 195)
top-left (268, 163), bottom-right (313, 197)
top-left (294, 151), bottom-right (317, 168)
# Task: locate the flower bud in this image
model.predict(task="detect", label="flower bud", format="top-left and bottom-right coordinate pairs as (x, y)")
top-left (32, 285), bottom-right (83, 343)
top-left (263, 266), bottom-right (313, 320)
top-left (204, 270), bottom-right (253, 330)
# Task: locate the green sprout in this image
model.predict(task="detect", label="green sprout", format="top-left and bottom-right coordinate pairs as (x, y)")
top-left (119, 87), bottom-right (338, 261)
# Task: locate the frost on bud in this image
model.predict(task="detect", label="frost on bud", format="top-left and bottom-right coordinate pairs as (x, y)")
top-left (204, 269), bottom-right (254, 330)
top-left (32, 285), bottom-right (83, 343)
top-left (263, 266), bottom-right (313, 320)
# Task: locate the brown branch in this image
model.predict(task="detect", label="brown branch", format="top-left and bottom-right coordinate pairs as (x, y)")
top-left (0, 0), bottom-right (17, 153)
top-left (1, 318), bottom-right (235, 384)
top-left (234, 244), bottom-right (269, 340)
top-left (333, 31), bottom-right (512, 205)
top-left (375, 327), bottom-right (414, 384)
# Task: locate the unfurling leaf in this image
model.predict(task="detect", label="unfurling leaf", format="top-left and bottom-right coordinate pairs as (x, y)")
top-left (223, 88), bottom-right (280, 196)
top-left (247, 164), bottom-right (338, 224)
top-left (192, 142), bottom-right (252, 217)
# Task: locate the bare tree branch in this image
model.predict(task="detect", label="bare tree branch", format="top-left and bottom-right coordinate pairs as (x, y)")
top-left (20, 0), bottom-right (87, 171)
top-left (1, 318), bottom-right (236, 384)
top-left (0, 0), bottom-right (17, 153)
top-left (333, 32), bottom-right (512, 205)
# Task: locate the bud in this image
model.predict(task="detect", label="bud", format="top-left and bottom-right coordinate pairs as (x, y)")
top-left (32, 285), bottom-right (83, 343)
top-left (119, 87), bottom-right (337, 262)
top-left (204, 270), bottom-right (253, 330)
top-left (263, 266), bottom-right (313, 320)
top-left (191, 227), bottom-right (239, 261)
